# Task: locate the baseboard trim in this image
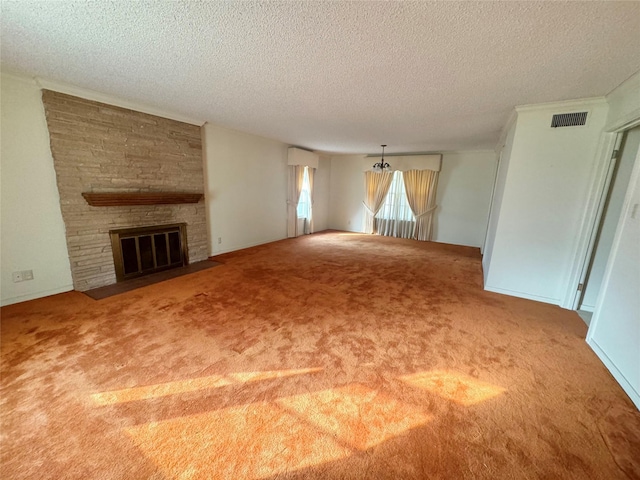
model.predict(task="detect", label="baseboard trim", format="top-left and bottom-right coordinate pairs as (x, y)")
top-left (1, 284), bottom-right (74, 307)
top-left (587, 337), bottom-right (640, 409)
top-left (484, 285), bottom-right (560, 305)
top-left (210, 235), bottom-right (287, 256)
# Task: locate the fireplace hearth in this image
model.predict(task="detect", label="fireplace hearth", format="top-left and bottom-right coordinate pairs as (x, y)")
top-left (110, 224), bottom-right (188, 281)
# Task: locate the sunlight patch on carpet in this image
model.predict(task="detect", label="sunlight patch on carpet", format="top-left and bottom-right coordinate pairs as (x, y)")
top-left (399, 370), bottom-right (506, 406)
top-left (124, 401), bottom-right (352, 480)
top-left (123, 383), bottom-right (431, 479)
top-left (276, 383), bottom-right (431, 450)
top-left (92, 368), bottom-right (322, 406)
top-left (228, 368), bottom-right (322, 383)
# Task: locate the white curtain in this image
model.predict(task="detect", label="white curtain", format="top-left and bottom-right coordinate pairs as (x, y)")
top-left (403, 169), bottom-right (439, 241)
top-left (362, 171), bottom-right (394, 234)
top-left (287, 165), bottom-right (305, 238)
top-left (306, 167), bottom-right (315, 234)
top-left (375, 171), bottom-right (415, 239)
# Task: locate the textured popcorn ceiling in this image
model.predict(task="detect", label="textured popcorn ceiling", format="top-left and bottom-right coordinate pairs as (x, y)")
top-left (1, 1), bottom-right (639, 154)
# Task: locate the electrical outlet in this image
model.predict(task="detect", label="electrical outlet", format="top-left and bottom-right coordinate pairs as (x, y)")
top-left (12, 270), bottom-right (34, 283)
top-left (217, 237), bottom-right (222, 244)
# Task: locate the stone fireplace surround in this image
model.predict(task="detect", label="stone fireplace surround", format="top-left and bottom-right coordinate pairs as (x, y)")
top-left (42, 90), bottom-right (208, 291)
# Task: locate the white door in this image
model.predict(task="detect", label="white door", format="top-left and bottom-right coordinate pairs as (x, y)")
top-left (587, 144), bottom-right (640, 409)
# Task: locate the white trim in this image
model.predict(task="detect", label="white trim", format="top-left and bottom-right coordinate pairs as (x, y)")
top-left (515, 96), bottom-right (607, 113)
top-left (559, 132), bottom-right (619, 309)
top-left (481, 149), bottom-right (502, 255)
top-left (210, 235), bottom-right (287, 256)
top-left (288, 147), bottom-right (319, 169)
top-left (605, 70), bottom-right (640, 101)
top-left (587, 337), bottom-right (640, 409)
top-left (34, 76), bottom-right (205, 126)
top-left (605, 107), bottom-right (640, 133)
top-left (495, 110), bottom-right (517, 154)
top-left (484, 285), bottom-right (560, 305)
top-left (1, 70), bottom-right (39, 85)
top-left (1, 285), bottom-right (74, 307)
top-left (203, 120), bottom-right (290, 147)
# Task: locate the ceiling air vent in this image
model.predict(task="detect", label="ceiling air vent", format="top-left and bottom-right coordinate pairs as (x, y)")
top-left (551, 112), bottom-right (588, 128)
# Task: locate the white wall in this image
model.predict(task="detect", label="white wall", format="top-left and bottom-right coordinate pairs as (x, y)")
top-left (483, 119), bottom-right (516, 281)
top-left (434, 151), bottom-right (496, 247)
top-left (328, 152), bottom-right (497, 248)
top-left (586, 71), bottom-right (640, 409)
top-left (581, 126), bottom-right (640, 310)
top-left (312, 155), bottom-right (331, 232)
top-left (484, 98), bottom-right (609, 304)
top-left (202, 123), bottom-right (290, 255)
top-left (1, 73), bottom-right (73, 305)
top-left (328, 155), bottom-right (366, 232)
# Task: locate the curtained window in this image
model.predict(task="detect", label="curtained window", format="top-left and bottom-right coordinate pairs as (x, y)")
top-left (375, 171), bottom-right (415, 239)
top-left (403, 169), bottom-right (439, 241)
top-left (297, 166), bottom-right (312, 234)
top-left (367, 169), bottom-right (439, 241)
top-left (362, 171), bottom-right (394, 234)
top-left (287, 165), bottom-right (305, 238)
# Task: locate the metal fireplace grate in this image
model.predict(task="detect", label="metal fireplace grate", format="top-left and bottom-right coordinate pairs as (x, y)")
top-left (110, 223), bottom-right (188, 281)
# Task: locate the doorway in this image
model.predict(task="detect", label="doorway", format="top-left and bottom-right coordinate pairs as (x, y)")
top-left (576, 126), bottom-right (640, 323)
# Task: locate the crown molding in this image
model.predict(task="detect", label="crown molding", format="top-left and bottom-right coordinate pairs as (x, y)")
top-left (606, 69), bottom-right (640, 99)
top-left (1, 69), bottom-right (39, 85)
top-left (605, 107), bottom-right (640, 133)
top-left (34, 76), bottom-right (205, 126)
top-left (495, 108), bottom-right (518, 153)
top-left (515, 96), bottom-right (606, 113)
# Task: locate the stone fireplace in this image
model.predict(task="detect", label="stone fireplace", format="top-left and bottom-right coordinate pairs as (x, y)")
top-left (42, 90), bottom-right (208, 291)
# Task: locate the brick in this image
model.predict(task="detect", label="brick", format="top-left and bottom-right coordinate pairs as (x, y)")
top-left (42, 90), bottom-right (205, 291)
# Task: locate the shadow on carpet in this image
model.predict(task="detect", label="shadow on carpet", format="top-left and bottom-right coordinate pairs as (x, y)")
top-left (83, 259), bottom-right (222, 300)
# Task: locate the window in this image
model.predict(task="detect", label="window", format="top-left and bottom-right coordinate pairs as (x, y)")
top-left (297, 166), bottom-right (311, 220)
top-left (375, 171), bottom-right (415, 238)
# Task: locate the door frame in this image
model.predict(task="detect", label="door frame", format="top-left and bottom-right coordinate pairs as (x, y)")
top-left (586, 140), bottom-right (640, 409)
top-left (561, 114), bottom-right (640, 309)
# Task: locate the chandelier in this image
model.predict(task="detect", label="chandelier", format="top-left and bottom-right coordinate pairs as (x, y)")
top-left (372, 144), bottom-right (391, 172)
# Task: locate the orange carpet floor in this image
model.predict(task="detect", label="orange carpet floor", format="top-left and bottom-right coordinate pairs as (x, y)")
top-left (1, 232), bottom-right (638, 479)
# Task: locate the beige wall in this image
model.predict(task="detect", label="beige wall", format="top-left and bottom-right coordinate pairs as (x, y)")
top-left (202, 123), bottom-right (289, 255)
top-left (312, 155), bottom-right (332, 232)
top-left (328, 152), bottom-right (497, 247)
top-left (328, 155), bottom-right (366, 233)
top-left (202, 124), bottom-right (335, 255)
top-left (1, 73), bottom-right (73, 305)
top-left (434, 151), bottom-right (497, 247)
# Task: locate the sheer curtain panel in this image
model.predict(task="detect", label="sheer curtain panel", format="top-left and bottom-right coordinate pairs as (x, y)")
top-left (307, 167), bottom-right (315, 234)
top-left (287, 165), bottom-right (305, 238)
top-left (375, 171), bottom-right (415, 239)
top-left (363, 171), bottom-right (394, 234)
top-left (403, 169), bottom-right (439, 241)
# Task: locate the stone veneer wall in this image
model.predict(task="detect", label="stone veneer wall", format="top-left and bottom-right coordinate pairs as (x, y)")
top-left (42, 90), bottom-right (208, 291)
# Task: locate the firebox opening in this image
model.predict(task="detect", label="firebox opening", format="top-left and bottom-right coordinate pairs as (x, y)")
top-left (110, 223), bottom-right (188, 282)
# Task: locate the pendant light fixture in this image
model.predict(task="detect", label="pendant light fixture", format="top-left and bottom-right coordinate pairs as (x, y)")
top-left (372, 145), bottom-right (391, 172)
